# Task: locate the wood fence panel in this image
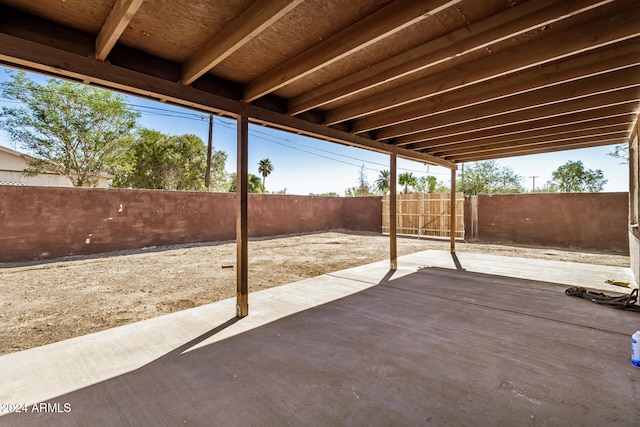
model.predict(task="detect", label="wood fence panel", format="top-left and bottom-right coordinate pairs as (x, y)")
top-left (382, 193), bottom-right (464, 238)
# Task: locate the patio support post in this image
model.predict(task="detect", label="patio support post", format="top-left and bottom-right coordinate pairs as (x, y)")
top-left (450, 165), bottom-right (457, 253)
top-left (205, 114), bottom-right (213, 190)
top-left (236, 115), bottom-right (249, 318)
top-left (629, 120), bottom-right (640, 286)
top-left (390, 153), bottom-right (397, 270)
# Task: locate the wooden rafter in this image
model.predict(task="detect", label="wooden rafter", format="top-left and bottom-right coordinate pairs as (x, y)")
top-left (181, 0), bottom-right (303, 86)
top-left (424, 118), bottom-right (635, 155)
top-left (376, 67), bottom-right (640, 140)
top-left (242, 0), bottom-right (461, 102)
top-left (323, 4), bottom-right (640, 125)
top-left (95, 0), bottom-right (144, 61)
top-left (393, 89), bottom-right (640, 147)
top-left (353, 39), bottom-right (640, 134)
top-left (406, 108), bottom-right (638, 150)
top-left (449, 137), bottom-right (626, 162)
top-left (434, 126), bottom-right (630, 157)
top-left (288, 0), bottom-right (614, 115)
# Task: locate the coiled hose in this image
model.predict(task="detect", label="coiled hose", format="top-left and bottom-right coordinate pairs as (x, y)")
top-left (565, 287), bottom-right (640, 312)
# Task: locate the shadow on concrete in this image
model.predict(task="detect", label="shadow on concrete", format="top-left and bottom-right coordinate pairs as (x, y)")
top-left (450, 251), bottom-right (465, 271)
top-left (3, 267), bottom-right (639, 426)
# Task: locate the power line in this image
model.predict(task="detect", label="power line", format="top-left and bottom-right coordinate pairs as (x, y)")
top-left (214, 116), bottom-right (448, 176)
top-left (1, 89), bottom-right (448, 177)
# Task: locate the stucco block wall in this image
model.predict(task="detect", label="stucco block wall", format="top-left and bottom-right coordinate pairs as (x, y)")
top-left (464, 192), bottom-right (629, 252)
top-left (0, 187), bottom-right (382, 262)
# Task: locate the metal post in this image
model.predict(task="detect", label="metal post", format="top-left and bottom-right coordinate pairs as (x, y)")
top-left (390, 154), bottom-right (397, 270)
top-left (236, 115), bottom-right (249, 318)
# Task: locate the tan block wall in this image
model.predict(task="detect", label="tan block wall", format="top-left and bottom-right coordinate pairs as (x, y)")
top-left (0, 186), bottom-right (381, 262)
top-left (464, 192), bottom-right (629, 253)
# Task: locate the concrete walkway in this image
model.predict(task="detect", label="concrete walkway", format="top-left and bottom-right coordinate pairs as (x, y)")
top-left (1, 251), bottom-right (639, 426)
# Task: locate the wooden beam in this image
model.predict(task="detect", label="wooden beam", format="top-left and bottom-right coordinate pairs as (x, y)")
top-left (394, 89), bottom-right (640, 146)
top-left (242, 0), bottom-right (461, 102)
top-left (390, 154), bottom-right (397, 270)
top-left (376, 67), bottom-right (640, 140)
top-left (353, 40), bottom-right (640, 134)
top-left (236, 115), bottom-right (249, 318)
top-left (426, 121), bottom-right (633, 156)
top-left (323, 4), bottom-right (640, 125)
top-left (205, 114), bottom-right (213, 190)
top-left (630, 119), bottom-right (639, 228)
top-left (631, 116), bottom-right (639, 144)
top-left (406, 107), bottom-right (638, 150)
top-left (181, 0), bottom-right (302, 85)
top-left (95, 0), bottom-right (144, 61)
top-left (0, 31), bottom-right (452, 168)
top-left (449, 137), bottom-right (626, 162)
top-left (450, 167), bottom-right (456, 253)
top-left (247, 105), bottom-right (454, 168)
top-left (288, 0), bottom-right (611, 115)
top-left (438, 128), bottom-right (629, 158)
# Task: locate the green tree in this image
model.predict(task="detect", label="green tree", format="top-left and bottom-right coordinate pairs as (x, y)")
top-left (112, 129), bottom-right (226, 191)
top-left (550, 160), bottom-right (607, 192)
top-left (457, 161), bottom-right (523, 195)
top-left (398, 172), bottom-right (417, 194)
top-left (414, 175), bottom-right (437, 193)
top-left (258, 158), bottom-right (274, 189)
top-left (435, 180), bottom-right (451, 193)
top-left (374, 169), bottom-right (390, 195)
top-left (607, 144), bottom-right (629, 164)
top-left (228, 173), bottom-right (265, 193)
top-left (0, 70), bottom-right (139, 186)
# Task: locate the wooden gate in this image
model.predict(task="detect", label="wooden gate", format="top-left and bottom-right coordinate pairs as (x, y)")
top-left (382, 193), bottom-right (464, 238)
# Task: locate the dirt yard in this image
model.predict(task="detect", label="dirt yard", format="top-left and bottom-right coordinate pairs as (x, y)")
top-left (0, 231), bottom-right (629, 355)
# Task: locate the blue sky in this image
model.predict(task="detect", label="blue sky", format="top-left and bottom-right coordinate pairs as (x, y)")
top-left (0, 66), bottom-right (630, 195)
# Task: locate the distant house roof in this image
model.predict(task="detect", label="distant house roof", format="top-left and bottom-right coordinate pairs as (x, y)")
top-left (0, 145), bottom-right (114, 187)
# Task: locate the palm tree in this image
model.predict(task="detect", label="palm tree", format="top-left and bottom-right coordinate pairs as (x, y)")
top-left (258, 158), bottom-right (274, 189)
top-left (374, 170), bottom-right (390, 195)
top-left (398, 172), bottom-right (416, 194)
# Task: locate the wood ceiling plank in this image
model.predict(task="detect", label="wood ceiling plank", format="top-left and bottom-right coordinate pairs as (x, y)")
top-left (405, 108), bottom-right (637, 149)
top-left (242, 0), bottom-right (461, 102)
top-left (95, 0), bottom-right (144, 61)
top-left (323, 4), bottom-right (640, 125)
top-left (448, 137), bottom-right (626, 162)
top-left (393, 89), bottom-right (640, 146)
top-left (375, 66), bottom-right (640, 140)
top-left (352, 39), bottom-right (640, 133)
top-left (181, 0), bottom-right (303, 86)
top-left (432, 124), bottom-right (630, 157)
top-left (288, 0), bottom-right (611, 115)
top-left (421, 116), bottom-right (634, 153)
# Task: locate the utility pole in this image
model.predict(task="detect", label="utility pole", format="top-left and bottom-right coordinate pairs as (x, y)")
top-left (529, 175), bottom-right (539, 191)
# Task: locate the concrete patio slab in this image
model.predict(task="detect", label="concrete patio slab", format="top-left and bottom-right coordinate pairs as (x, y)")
top-left (1, 251), bottom-right (639, 426)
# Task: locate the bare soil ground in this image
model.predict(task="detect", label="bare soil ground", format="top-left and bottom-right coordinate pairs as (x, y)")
top-left (0, 231), bottom-right (629, 355)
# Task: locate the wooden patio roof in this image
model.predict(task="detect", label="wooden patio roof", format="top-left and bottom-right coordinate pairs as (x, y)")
top-left (0, 0), bottom-right (639, 168)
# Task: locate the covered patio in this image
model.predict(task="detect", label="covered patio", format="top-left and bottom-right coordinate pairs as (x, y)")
top-left (1, 0), bottom-right (640, 424)
top-left (1, 251), bottom-right (638, 425)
